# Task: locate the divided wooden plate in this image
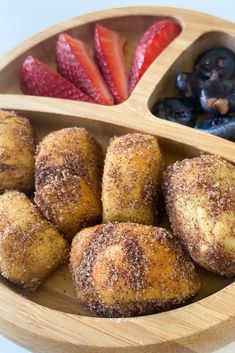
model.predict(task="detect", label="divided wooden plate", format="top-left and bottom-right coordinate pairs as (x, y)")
top-left (0, 6), bottom-right (234, 353)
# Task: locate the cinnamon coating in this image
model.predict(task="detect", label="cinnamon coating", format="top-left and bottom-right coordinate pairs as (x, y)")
top-left (102, 133), bottom-right (164, 225)
top-left (70, 222), bottom-right (200, 317)
top-left (0, 110), bottom-right (34, 193)
top-left (0, 190), bottom-right (69, 291)
top-left (35, 127), bottom-right (103, 241)
top-left (163, 155), bottom-right (235, 277)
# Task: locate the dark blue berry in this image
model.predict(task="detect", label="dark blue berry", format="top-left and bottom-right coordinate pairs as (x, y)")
top-left (196, 116), bottom-right (235, 141)
top-left (176, 72), bottom-right (199, 100)
top-left (199, 79), bottom-right (235, 114)
top-left (152, 98), bottom-right (197, 127)
top-left (194, 47), bottom-right (235, 80)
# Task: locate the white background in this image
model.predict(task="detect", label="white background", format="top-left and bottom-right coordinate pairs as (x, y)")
top-left (0, 0), bottom-right (234, 352)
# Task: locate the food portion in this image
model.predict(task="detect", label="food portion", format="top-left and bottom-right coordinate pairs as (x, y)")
top-left (195, 116), bottom-right (235, 139)
top-left (163, 155), bottom-right (235, 277)
top-left (19, 19), bottom-right (181, 104)
top-left (194, 47), bottom-right (235, 80)
top-left (176, 72), bottom-right (199, 100)
top-left (35, 127), bottom-right (103, 241)
top-left (129, 19), bottom-right (181, 93)
top-left (94, 24), bottom-right (128, 104)
top-left (0, 110), bottom-right (34, 193)
top-left (21, 56), bottom-right (93, 102)
top-left (0, 190), bottom-right (69, 291)
top-left (102, 133), bottom-right (164, 224)
top-left (56, 33), bottom-right (114, 105)
top-left (70, 222), bottom-right (200, 317)
top-left (152, 97), bottom-right (196, 127)
top-left (0, 108), bottom-right (232, 316)
top-left (152, 46), bottom-right (235, 141)
top-left (199, 79), bottom-right (235, 115)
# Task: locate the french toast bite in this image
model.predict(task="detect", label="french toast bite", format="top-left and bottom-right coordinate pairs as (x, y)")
top-left (0, 190), bottom-right (69, 291)
top-left (163, 155), bottom-right (235, 277)
top-left (102, 133), bottom-right (164, 225)
top-left (70, 222), bottom-right (200, 317)
top-left (35, 127), bottom-right (103, 241)
top-left (0, 110), bottom-right (34, 193)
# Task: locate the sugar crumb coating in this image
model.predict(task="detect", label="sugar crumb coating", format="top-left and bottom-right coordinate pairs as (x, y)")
top-left (35, 127), bottom-right (103, 241)
top-left (0, 190), bottom-right (69, 291)
top-left (70, 222), bottom-right (200, 317)
top-left (102, 133), bottom-right (164, 225)
top-left (0, 110), bottom-right (34, 193)
top-left (163, 155), bottom-right (235, 277)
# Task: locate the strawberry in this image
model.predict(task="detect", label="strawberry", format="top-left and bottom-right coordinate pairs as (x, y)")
top-left (94, 24), bottom-right (129, 104)
top-left (56, 33), bottom-right (113, 105)
top-left (129, 20), bottom-right (181, 93)
top-left (20, 56), bottom-right (93, 102)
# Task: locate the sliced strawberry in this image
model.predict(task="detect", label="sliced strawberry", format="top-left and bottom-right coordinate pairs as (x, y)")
top-left (129, 20), bottom-right (182, 93)
top-left (56, 33), bottom-right (113, 105)
top-left (94, 24), bottom-right (129, 104)
top-left (20, 56), bottom-right (94, 102)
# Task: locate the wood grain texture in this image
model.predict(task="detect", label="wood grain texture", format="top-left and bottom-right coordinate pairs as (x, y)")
top-left (0, 6), bottom-right (234, 353)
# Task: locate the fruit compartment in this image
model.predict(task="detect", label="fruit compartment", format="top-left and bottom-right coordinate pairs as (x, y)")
top-left (148, 31), bottom-right (235, 123)
top-left (0, 14), bottom-right (182, 100)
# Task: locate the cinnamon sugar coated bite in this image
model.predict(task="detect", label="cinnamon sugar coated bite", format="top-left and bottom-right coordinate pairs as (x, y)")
top-left (70, 222), bottom-right (200, 317)
top-left (0, 190), bottom-right (69, 291)
top-left (35, 127), bottom-right (103, 241)
top-left (102, 133), bottom-right (164, 225)
top-left (163, 155), bottom-right (235, 277)
top-left (0, 110), bottom-right (34, 193)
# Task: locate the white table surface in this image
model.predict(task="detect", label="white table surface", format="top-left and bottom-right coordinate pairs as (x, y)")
top-left (0, 0), bottom-right (234, 352)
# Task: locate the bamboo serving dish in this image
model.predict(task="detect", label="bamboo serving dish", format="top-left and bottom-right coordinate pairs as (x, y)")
top-left (0, 6), bottom-right (235, 353)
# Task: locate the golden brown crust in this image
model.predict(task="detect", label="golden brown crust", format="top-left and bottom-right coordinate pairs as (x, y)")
top-left (0, 110), bottom-right (34, 193)
top-left (35, 127), bottom-right (103, 241)
top-left (102, 133), bottom-right (164, 225)
top-left (70, 222), bottom-right (200, 317)
top-left (163, 155), bottom-right (235, 277)
top-left (0, 190), bottom-right (69, 291)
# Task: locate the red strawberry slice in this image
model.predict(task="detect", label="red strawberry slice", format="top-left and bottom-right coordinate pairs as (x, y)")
top-left (56, 33), bottom-right (114, 105)
top-left (20, 56), bottom-right (93, 102)
top-left (94, 24), bottom-right (129, 104)
top-left (129, 20), bottom-right (181, 93)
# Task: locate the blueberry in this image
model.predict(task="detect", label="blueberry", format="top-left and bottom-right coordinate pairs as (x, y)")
top-left (199, 79), bottom-right (235, 115)
top-left (194, 47), bottom-right (235, 80)
top-left (196, 116), bottom-right (235, 141)
top-left (176, 72), bottom-right (199, 100)
top-left (152, 98), bottom-right (197, 127)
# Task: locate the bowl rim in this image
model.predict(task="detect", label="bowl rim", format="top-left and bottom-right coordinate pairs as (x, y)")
top-left (1, 280), bottom-right (235, 349)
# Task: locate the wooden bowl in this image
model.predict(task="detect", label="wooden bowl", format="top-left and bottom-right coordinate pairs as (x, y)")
top-left (0, 6), bottom-right (234, 353)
